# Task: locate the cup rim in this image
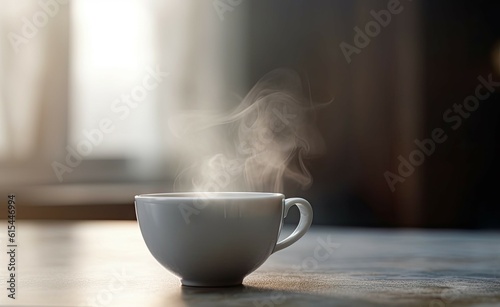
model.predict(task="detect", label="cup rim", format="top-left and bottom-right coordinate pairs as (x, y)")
top-left (135, 192), bottom-right (284, 200)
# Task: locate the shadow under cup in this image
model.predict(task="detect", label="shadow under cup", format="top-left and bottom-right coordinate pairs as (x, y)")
top-left (135, 192), bottom-right (287, 287)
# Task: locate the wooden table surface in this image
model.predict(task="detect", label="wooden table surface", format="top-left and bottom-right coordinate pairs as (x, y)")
top-left (1, 221), bottom-right (499, 307)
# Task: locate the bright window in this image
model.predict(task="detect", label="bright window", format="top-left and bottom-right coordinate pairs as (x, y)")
top-left (70, 0), bottom-right (161, 160)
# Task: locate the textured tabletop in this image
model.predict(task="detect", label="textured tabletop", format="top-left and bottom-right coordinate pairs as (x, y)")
top-left (0, 221), bottom-right (499, 307)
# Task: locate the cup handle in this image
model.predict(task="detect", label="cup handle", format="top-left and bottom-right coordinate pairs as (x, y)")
top-left (273, 198), bottom-right (313, 253)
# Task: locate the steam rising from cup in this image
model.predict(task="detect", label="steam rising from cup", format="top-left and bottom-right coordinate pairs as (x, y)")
top-left (169, 68), bottom-right (328, 193)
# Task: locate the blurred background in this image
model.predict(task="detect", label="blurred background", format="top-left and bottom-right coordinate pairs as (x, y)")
top-left (0, 0), bottom-right (499, 228)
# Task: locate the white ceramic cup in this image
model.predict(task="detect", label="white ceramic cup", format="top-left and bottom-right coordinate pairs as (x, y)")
top-left (135, 192), bottom-right (313, 287)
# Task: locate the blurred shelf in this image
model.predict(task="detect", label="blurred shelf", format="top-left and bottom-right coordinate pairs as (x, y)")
top-left (0, 182), bottom-right (172, 220)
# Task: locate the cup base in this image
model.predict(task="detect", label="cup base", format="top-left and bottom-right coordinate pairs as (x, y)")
top-left (181, 279), bottom-right (243, 287)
